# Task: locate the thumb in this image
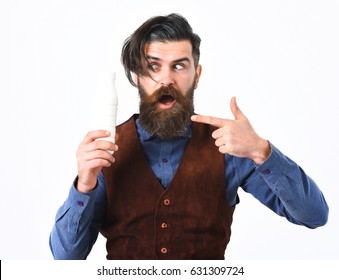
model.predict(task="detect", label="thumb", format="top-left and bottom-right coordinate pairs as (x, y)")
top-left (230, 96), bottom-right (246, 120)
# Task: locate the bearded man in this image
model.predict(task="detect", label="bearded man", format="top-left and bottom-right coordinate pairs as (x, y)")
top-left (50, 13), bottom-right (328, 260)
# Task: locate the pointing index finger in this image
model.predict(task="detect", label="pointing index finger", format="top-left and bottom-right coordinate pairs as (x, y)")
top-left (191, 114), bottom-right (226, 128)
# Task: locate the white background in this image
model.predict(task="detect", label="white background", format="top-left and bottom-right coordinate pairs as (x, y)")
top-left (0, 0), bottom-right (338, 260)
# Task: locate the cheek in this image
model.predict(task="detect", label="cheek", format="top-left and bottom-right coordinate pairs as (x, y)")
top-left (180, 75), bottom-right (196, 92)
top-left (140, 75), bottom-right (161, 88)
top-left (138, 81), bottom-right (156, 96)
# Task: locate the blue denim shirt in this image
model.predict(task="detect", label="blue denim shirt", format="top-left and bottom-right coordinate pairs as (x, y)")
top-left (49, 119), bottom-right (329, 259)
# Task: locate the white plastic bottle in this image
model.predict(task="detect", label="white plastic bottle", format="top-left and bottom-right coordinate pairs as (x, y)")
top-left (91, 71), bottom-right (118, 152)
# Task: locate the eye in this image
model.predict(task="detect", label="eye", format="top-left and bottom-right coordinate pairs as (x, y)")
top-left (173, 64), bottom-right (184, 70)
top-left (148, 62), bottom-right (159, 72)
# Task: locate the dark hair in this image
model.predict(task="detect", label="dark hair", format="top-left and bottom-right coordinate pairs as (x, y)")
top-left (121, 13), bottom-right (201, 87)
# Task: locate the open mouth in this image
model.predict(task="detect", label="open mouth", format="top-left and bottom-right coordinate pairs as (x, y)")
top-left (154, 84), bottom-right (179, 109)
top-left (158, 94), bottom-right (176, 109)
top-left (159, 95), bottom-right (175, 105)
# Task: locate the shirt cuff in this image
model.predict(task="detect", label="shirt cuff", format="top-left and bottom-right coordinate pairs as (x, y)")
top-left (67, 177), bottom-right (98, 215)
top-left (255, 143), bottom-right (287, 185)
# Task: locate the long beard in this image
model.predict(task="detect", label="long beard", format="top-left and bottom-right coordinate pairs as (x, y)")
top-left (138, 83), bottom-right (195, 139)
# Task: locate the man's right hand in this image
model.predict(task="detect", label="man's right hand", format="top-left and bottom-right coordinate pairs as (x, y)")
top-left (76, 130), bottom-right (118, 193)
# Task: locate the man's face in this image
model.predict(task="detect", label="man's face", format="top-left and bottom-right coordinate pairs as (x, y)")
top-left (137, 40), bottom-right (202, 138)
top-left (137, 40), bottom-right (201, 103)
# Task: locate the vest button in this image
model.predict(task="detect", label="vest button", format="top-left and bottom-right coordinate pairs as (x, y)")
top-left (161, 222), bottom-right (168, 228)
top-left (163, 199), bottom-right (171, 206)
top-left (160, 247), bottom-right (168, 254)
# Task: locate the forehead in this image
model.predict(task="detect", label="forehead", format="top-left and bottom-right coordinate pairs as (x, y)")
top-left (145, 40), bottom-right (193, 61)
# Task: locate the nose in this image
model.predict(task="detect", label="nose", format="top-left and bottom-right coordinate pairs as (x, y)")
top-left (157, 67), bottom-right (174, 87)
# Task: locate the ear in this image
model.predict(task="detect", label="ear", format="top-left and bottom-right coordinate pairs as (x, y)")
top-left (133, 73), bottom-right (139, 86)
top-left (194, 64), bottom-right (202, 89)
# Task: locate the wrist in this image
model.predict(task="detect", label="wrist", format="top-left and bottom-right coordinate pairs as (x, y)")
top-left (251, 139), bottom-right (271, 165)
top-left (76, 176), bottom-right (98, 193)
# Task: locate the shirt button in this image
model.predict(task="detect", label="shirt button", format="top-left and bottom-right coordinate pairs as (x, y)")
top-left (160, 247), bottom-right (168, 254)
top-left (162, 158), bottom-right (168, 163)
top-left (163, 199), bottom-right (171, 206)
top-left (161, 223), bottom-right (168, 229)
top-left (263, 169), bottom-right (271, 175)
top-left (77, 200), bottom-right (84, 207)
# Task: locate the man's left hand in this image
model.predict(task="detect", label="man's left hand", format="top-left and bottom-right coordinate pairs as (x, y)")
top-left (191, 97), bottom-right (271, 164)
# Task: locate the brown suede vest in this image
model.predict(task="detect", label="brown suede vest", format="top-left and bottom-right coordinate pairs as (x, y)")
top-left (100, 115), bottom-right (235, 259)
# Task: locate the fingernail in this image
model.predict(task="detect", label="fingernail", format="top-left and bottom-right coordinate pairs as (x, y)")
top-left (191, 115), bottom-right (197, 121)
top-left (106, 130), bottom-right (111, 135)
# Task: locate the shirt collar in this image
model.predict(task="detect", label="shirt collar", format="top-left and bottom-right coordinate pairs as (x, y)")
top-left (135, 117), bottom-right (192, 142)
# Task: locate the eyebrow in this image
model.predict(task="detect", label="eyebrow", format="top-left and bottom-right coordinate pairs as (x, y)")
top-left (147, 56), bottom-right (191, 64)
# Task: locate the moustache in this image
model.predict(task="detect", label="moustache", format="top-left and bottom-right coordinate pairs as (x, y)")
top-left (145, 85), bottom-right (182, 105)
